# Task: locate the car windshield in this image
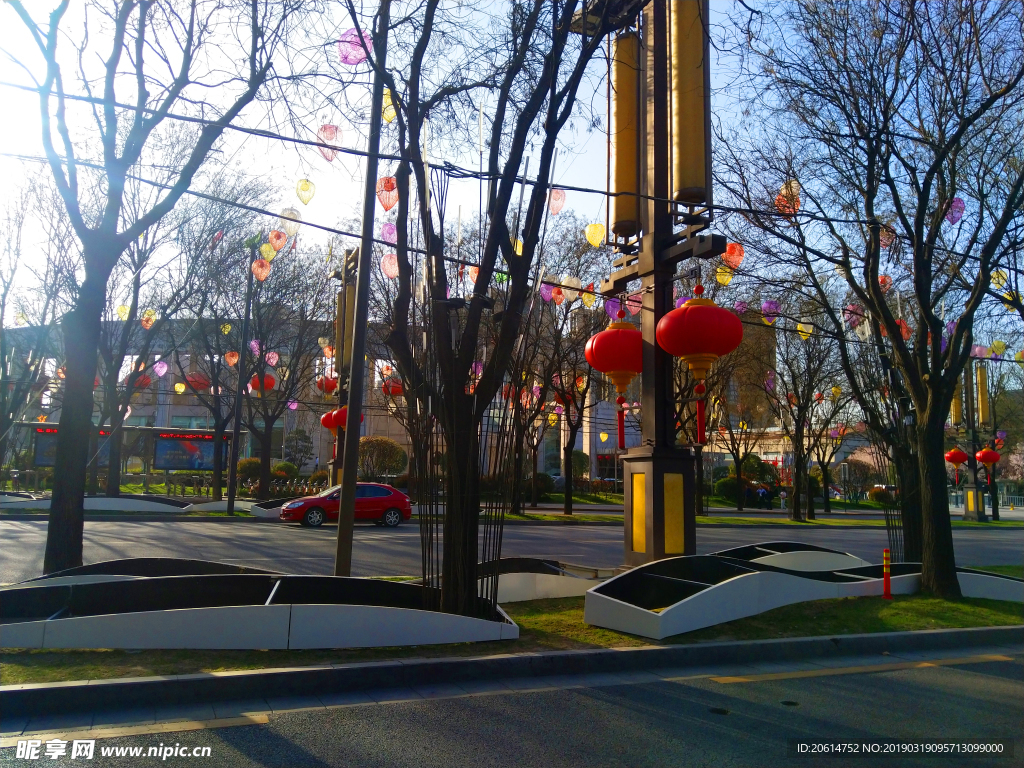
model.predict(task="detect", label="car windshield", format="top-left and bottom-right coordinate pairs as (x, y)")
top-left (317, 485), bottom-right (342, 497)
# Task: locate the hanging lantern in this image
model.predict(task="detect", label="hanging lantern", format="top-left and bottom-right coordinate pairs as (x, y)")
top-left (510, 238), bottom-right (523, 257)
top-left (317, 125), bottom-right (339, 161)
top-left (991, 340), bottom-right (1007, 356)
top-left (945, 197), bottom-right (965, 225)
top-left (549, 189), bottom-right (566, 215)
top-left (547, 413), bottom-right (559, 427)
top-left (540, 283), bottom-right (554, 302)
top-left (266, 351), bottom-right (280, 366)
top-left (585, 312), bottom-right (643, 393)
top-left (879, 225), bottom-right (895, 249)
top-left (1002, 291), bottom-right (1019, 312)
top-left (585, 223), bottom-right (605, 247)
top-left (879, 274), bottom-right (893, 293)
top-left (761, 300), bottom-right (779, 325)
top-left (153, 361), bottom-right (168, 378)
top-left (337, 28), bottom-right (372, 65)
top-left (277, 366), bottom-right (289, 381)
top-left (268, 230), bottom-right (288, 252)
top-left (279, 209), bottom-right (302, 238)
top-left (582, 283), bottom-right (596, 308)
top-left (797, 321), bottom-right (812, 340)
top-left (116, 305), bottom-right (130, 321)
top-left (382, 376), bottom-right (404, 398)
top-left (552, 287), bottom-right (565, 305)
top-left (296, 179), bottom-right (316, 205)
top-left (186, 372), bottom-right (211, 390)
top-left (316, 375), bottom-right (339, 393)
top-left (626, 293), bottom-right (642, 315)
top-left (945, 446), bottom-right (968, 485)
top-left (716, 265), bottom-right (734, 286)
top-left (382, 88), bottom-right (397, 123)
top-left (174, 382), bottom-right (186, 394)
top-left (252, 259), bottom-right (271, 282)
top-left (140, 316), bottom-right (155, 330)
top-left (381, 222), bottom-right (398, 244)
top-left (381, 253), bottom-right (399, 279)
top-left (843, 304), bottom-right (864, 328)
top-left (221, 323), bottom-right (232, 334)
top-left (575, 375), bottom-right (586, 392)
top-left (225, 352), bottom-right (240, 367)
top-left (831, 385), bottom-right (842, 400)
top-left (318, 337), bottom-right (330, 349)
top-left (976, 448), bottom-right (1000, 470)
top-left (288, 401), bottom-right (298, 410)
top-left (733, 300), bottom-right (748, 315)
top-left (257, 242), bottom-right (276, 262)
top-left (250, 374), bottom-right (276, 391)
top-left (323, 346), bottom-right (335, 358)
top-left (657, 285), bottom-right (743, 381)
top-left (14, 312), bottom-right (27, 325)
top-left (562, 276), bottom-right (581, 302)
top-left (723, 242), bottom-right (744, 270)
top-left (250, 340), bottom-right (262, 356)
top-left (896, 319), bottom-right (912, 341)
top-left (815, 392), bottom-right (824, 403)
top-left (775, 180), bottom-right (800, 217)
top-left (376, 177), bottom-right (399, 211)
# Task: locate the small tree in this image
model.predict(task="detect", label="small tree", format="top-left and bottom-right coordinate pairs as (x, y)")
top-left (284, 429), bottom-right (315, 470)
top-left (358, 436), bottom-right (408, 482)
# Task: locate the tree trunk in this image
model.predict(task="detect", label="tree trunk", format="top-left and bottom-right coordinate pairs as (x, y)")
top-left (917, 419), bottom-right (961, 597)
top-left (563, 427), bottom-right (577, 516)
top-left (44, 276), bottom-right (106, 574)
top-left (893, 452), bottom-right (922, 562)
top-left (820, 464), bottom-right (832, 515)
top-left (104, 416), bottom-right (123, 497)
top-left (440, 410), bottom-right (480, 616)
top-left (790, 453), bottom-right (804, 522)
top-left (212, 420), bottom-right (226, 502)
top-left (258, 421), bottom-right (274, 500)
top-left (734, 455), bottom-right (744, 510)
top-left (805, 471), bottom-right (815, 521)
top-left (530, 445), bottom-right (539, 508)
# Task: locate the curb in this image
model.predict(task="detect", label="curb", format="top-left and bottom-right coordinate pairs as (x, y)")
top-left (4, 625), bottom-right (1020, 717)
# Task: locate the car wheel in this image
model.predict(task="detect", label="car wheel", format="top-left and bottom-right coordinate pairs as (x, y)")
top-left (381, 508), bottom-right (402, 527)
top-left (304, 507), bottom-right (326, 527)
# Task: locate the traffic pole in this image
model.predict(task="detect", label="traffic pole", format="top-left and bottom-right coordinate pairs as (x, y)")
top-left (882, 548), bottom-right (892, 600)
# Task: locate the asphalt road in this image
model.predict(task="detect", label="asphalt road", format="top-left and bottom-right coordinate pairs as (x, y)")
top-left (9, 655), bottom-right (1020, 767)
top-left (2, 519), bottom-right (1021, 584)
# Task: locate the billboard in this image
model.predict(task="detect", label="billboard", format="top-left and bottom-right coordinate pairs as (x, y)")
top-left (153, 433), bottom-right (228, 471)
top-left (33, 428), bottom-right (110, 468)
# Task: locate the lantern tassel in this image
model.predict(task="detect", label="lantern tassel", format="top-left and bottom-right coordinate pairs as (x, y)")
top-left (616, 396), bottom-right (626, 450)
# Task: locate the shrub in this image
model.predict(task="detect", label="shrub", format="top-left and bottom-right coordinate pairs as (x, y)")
top-left (571, 450), bottom-right (590, 479)
top-left (236, 458), bottom-right (261, 481)
top-left (309, 469), bottom-right (329, 485)
top-left (272, 461), bottom-right (299, 480)
top-left (868, 487), bottom-right (894, 505)
top-left (393, 472), bottom-right (409, 489)
top-left (714, 476), bottom-right (744, 500)
top-left (531, 472), bottom-right (555, 497)
top-left (358, 436), bottom-right (408, 481)
top-left (712, 465), bottom-right (731, 482)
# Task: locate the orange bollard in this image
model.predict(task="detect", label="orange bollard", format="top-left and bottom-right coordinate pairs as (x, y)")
top-left (882, 548), bottom-right (892, 600)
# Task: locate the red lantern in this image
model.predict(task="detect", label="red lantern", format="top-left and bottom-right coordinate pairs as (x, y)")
top-left (186, 372), bottom-right (211, 391)
top-left (585, 315), bottom-right (642, 393)
top-left (382, 376), bottom-right (404, 398)
top-left (976, 448), bottom-right (1000, 470)
top-left (655, 285), bottom-right (743, 381)
top-left (320, 409), bottom-right (341, 436)
top-left (316, 375), bottom-right (338, 393)
top-left (321, 406), bottom-right (363, 436)
top-left (126, 374), bottom-right (152, 389)
top-left (945, 447), bottom-right (968, 468)
top-left (250, 374), bottom-right (276, 391)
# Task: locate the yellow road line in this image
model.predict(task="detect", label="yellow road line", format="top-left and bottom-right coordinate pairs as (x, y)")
top-left (0, 714), bottom-right (269, 747)
top-left (711, 653), bottom-right (1013, 684)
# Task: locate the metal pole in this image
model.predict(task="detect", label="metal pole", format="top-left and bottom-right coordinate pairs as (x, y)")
top-left (335, 4), bottom-right (390, 576)
top-left (226, 249), bottom-right (255, 515)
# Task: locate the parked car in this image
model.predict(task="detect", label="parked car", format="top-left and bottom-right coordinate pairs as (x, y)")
top-left (279, 483), bottom-right (412, 528)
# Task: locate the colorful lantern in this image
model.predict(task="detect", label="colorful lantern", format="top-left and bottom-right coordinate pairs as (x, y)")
top-left (562, 276), bottom-right (581, 302)
top-left (797, 321), bottom-right (812, 340)
top-left (250, 340), bottom-right (262, 356)
top-left (468, 265), bottom-right (479, 283)
top-left (626, 293), bottom-right (642, 315)
top-left (879, 274), bottom-right (893, 293)
top-left (991, 270), bottom-right (1008, 289)
top-left (296, 179), bottom-right (315, 205)
top-left (382, 88), bottom-right (397, 123)
top-left (552, 287), bottom-right (564, 305)
top-left (761, 300), bottom-right (779, 325)
top-left (317, 125), bottom-right (339, 161)
top-left (775, 180), bottom-right (800, 216)
top-left (547, 413), bottom-right (559, 427)
top-left (657, 286), bottom-right (743, 381)
top-left (976, 448), bottom-right (1000, 470)
top-left (382, 377), bottom-right (404, 398)
top-left (266, 352), bottom-right (280, 366)
top-left (945, 197), bottom-right (965, 225)
top-left (186, 372), bottom-right (211, 390)
top-left (381, 253), bottom-right (399, 279)
top-left (585, 223), bottom-right (605, 247)
top-left (733, 300), bottom-right (748, 315)
top-left (258, 243), bottom-right (277, 262)
top-left (140, 316), bottom-right (155, 330)
top-left (600, 432), bottom-right (609, 442)
top-left (991, 340), bottom-right (1007, 356)
top-left (153, 361), bottom-right (168, 378)
top-left (549, 189), bottom-right (566, 215)
top-left (288, 400), bottom-right (299, 410)
top-left (116, 305), bottom-right (130, 321)
top-left (723, 242), bottom-right (744, 270)
top-left (218, 323), bottom-right (231, 336)
top-left (279, 209), bottom-right (302, 238)
top-left (225, 352), bottom-right (239, 367)
top-left (896, 319), bottom-right (912, 341)
top-left (716, 266), bottom-right (734, 286)
top-left (831, 385), bottom-right (842, 400)
top-left (581, 283), bottom-right (596, 308)
top-left (843, 304), bottom-right (864, 328)
top-left (316, 375), bottom-right (339, 393)
top-left (381, 222), bottom-right (398, 244)
top-left (540, 283), bottom-right (554, 302)
top-left (268, 230), bottom-right (288, 252)
top-left (585, 313), bottom-right (643, 394)
top-left (337, 28), bottom-right (372, 65)
top-left (252, 259), bottom-right (271, 282)
top-left (174, 382), bottom-right (186, 394)
top-left (376, 177), bottom-right (399, 211)
top-left (323, 346), bottom-right (334, 358)
top-left (879, 226), bottom-right (895, 249)
top-left (250, 374), bottom-right (276, 391)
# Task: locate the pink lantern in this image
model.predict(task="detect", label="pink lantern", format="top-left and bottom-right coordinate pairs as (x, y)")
top-left (249, 340), bottom-right (262, 356)
top-left (548, 189), bottom-right (566, 215)
top-left (317, 125), bottom-right (339, 162)
top-left (337, 29), bottom-right (372, 65)
top-left (381, 253), bottom-right (399, 279)
top-left (376, 177), bottom-right (399, 211)
top-left (381, 222), bottom-right (398, 244)
top-left (266, 351), bottom-right (279, 366)
top-left (946, 197), bottom-right (965, 225)
top-left (626, 293), bottom-right (642, 315)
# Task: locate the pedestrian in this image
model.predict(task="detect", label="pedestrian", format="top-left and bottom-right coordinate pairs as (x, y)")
top-left (779, 490), bottom-right (787, 510)
top-left (757, 486), bottom-right (767, 509)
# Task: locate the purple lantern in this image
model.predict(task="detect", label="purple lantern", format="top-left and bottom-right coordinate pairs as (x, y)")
top-left (945, 197), bottom-right (965, 225)
top-left (843, 304), bottom-right (864, 328)
top-left (381, 222), bottom-right (397, 244)
top-left (945, 320), bottom-right (956, 335)
top-left (249, 340), bottom-right (262, 356)
top-left (471, 360), bottom-right (484, 377)
top-left (676, 296), bottom-right (691, 309)
top-left (997, 430), bottom-right (1007, 440)
top-left (337, 29), bottom-right (372, 66)
top-left (288, 401), bottom-right (298, 411)
top-left (761, 300), bottom-right (780, 325)
top-left (540, 283), bottom-right (554, 302)
top-left (604, 297), bottom-right (621, 319)
top-left (765, 370), bottom-right (776, 391)
top-left (153, 361), bottom-right (168, 378)
top-left (554, 405), bottom-right (564, 415)
top-left (732, 300), bottom-right (747, 314)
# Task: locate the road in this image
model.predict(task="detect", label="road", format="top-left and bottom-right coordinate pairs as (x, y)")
top-left (5, 654), bottom-right (1020, 767)
top-left (2, 519), bottom-right (1021, 584)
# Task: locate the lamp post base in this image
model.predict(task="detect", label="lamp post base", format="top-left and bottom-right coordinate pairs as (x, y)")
top-left (621, 446), bottom-right (697, 566)
top-left (962, 484), bottom-right (988, 522)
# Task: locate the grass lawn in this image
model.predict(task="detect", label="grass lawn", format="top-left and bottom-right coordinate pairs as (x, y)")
top-left (540, 492), bottom-right (624, 505)
top-left (2, 592), bottom-right (1019, 686)
top-left (506, 511), bottom-right (620, 523)
top-left (970, 564), bottom-right (1023, 579)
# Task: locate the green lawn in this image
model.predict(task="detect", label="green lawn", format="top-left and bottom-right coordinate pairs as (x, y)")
top-left (969, 565), bottom-right (1023, 579)
top-left (2, 593), bottom-right (1018, 685)
top-left (538, 492), bottom-right (624, 505)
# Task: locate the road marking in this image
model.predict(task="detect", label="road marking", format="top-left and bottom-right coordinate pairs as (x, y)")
top-left (710, 654), bottom-right (1013, 684)
top-left (0, 715), bottom-right (269, 747)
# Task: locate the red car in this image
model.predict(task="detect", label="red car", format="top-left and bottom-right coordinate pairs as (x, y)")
top-left (279, 483), bottom-right (412, 528)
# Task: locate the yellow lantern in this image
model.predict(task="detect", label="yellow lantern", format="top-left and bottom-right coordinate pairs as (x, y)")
top-left (116, 305), bottom-right (130, 321)
top-left (716, 265), bottom-right (734, 286)
top-left (296, 179), bottom-right (316, 205)
top-left (547, 413), bottom-right (558, 427)
top-left (797, 322), bottom-right (813, 340)
top-left (991, 270), bottom-right (1008, 289)
top-left (260, 242), bottom-right (277, 262)
top-left (511, 238), bottom-right (523, 256)
top-left (174, 383), bottom-right (186, 394)
top-left (382, 88), bottom-right (397, 123)
top-left (585, 223), bottom-right (606, 248)
top-left (142, 309), bottom-right (156, 320)
top-left (600, 432), bottom-right (609, 442)
top-left (221, 323), bottom-right (232, 335)
top-left (991, 340), bottom-right (1007, 356)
